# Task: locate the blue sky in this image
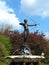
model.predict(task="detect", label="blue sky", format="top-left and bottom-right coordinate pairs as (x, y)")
top-left (0, 0), bottom-right (49, 38)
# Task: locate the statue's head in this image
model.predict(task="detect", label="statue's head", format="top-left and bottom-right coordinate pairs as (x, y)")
top-left (24, 19), bottom-right (27, 23)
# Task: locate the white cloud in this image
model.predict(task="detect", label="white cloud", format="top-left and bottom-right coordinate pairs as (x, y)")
top-left (44, 32), bottom-right (49, 39)
top-left (20, 0), bottom-right (49, 17)
top-left (0, 0), bottom-right (21, 30)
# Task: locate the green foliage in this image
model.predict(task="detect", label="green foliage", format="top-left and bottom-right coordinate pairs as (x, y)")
top-left (0, 61), bottom-right (7, 65)
top-left (0, 35), bottom-right (12, 54)
top-left (0, 35), bottom-right (12, 63)
top-left (0, 42), bottom-right (8, 61)
top-left (44, 58), bottom-right (49, 64)
top-left (39, 62), bottom-right (49, 65)
top-left (0, 30), bottom-right (49, 64)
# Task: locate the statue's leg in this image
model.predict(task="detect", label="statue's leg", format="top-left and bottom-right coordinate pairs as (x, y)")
top-left (24, 31), bottom-right (27, 42)
top-left (24, 30), bottom-right (29, 42)
top-left (33, 62), bottom-right (39, 65)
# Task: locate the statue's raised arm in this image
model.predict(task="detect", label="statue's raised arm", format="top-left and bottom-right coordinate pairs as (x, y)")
top-left (28, 24), bottom-right (37, 26)
top-left (19, 23), bottom-right (24, 25)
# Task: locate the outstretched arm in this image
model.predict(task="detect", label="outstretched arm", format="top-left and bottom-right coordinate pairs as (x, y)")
top-left (28, 24), bottom-right (37, 26)
top-left (19, 23), bottom-right (24, 25)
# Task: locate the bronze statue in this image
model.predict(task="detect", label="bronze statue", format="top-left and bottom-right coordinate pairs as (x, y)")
top-left (19, 19), bottom-right (37, 42)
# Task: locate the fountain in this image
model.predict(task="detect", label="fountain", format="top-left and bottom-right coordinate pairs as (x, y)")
top-left (6, 19), bottom-right (45, 65)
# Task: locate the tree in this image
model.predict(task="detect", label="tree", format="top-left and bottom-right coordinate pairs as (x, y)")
top-left (9, 30), bottom-right (49, 57)
top-left (0, 24), bottom-right (12, 35)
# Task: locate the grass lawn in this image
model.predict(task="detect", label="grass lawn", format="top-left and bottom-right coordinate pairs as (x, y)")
top-left (0, 61), bottom-right (7, 65)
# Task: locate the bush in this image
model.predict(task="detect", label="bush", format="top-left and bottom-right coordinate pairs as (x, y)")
top-left (0, 42), bottom-right (8, 62)
top-left (0, 35), bottom-right (12, 62)
top-left (0, 35), bottom-right (12, 54)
